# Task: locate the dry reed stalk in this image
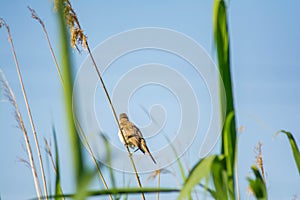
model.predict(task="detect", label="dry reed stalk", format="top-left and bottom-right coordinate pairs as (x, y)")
top-left (255, 141), bottom-right (266, 183)
top-left (0, 18), bottom-right (48, 199)
top-left (86, 29), bottom-right (146, 200)
top-left (27, 7), bottom-right (64, 88)
top-left (0, 70), bottom-right (42, 199)
top-left (33, 5), bottom-right (110, 196)
top-left (85, 43), bottom-right (146, 199)
top-left (148, 168), bottom-right (162, 200)
top-left (147, 168), bottom-right (173, 200)
top-left (60, 1), bottom-right (145, 199)
top-left (235, 153), bottom-right (240, 200)
top-left (235, 132), bottom-right (242, 200)
top-left (157, 169), bottom-right (160, 200)
top-left (27, 7), bottom-right (112, 199)
top-left (44, 139), bottom-right (57, 173)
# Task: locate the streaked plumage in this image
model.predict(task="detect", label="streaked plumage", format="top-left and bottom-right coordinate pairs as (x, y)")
top-left (118, 113), bottom-right (156, 164)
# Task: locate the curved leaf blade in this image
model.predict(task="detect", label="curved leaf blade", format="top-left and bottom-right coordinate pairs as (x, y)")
top-left (178, 155), bottom-right (216, 200)
top-left (211, 155), bottom-right (229, 200)
top-left (247, 166), bottom-right (267, 200)
top-left (278, 130), bottom-right (300, 175)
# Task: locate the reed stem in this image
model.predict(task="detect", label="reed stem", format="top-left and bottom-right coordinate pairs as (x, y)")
top-left (0, 19), bottom-right (48, 199)
top-left (0, 70), bottom-right (42, 199)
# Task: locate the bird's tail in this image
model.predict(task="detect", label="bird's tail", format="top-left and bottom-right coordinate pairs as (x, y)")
top-left (148, 151), bottom-right (157, 164)
top-left (140, 139), bottom-right (156, 164)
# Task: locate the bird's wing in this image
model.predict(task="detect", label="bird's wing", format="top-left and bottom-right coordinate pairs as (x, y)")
top-left (132, 124), bottom-right (144, 138)
top-left (123, 121), bottom-right (141, 138)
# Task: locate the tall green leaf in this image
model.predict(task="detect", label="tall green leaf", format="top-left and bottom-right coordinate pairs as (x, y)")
top-left (213, 0), bottom-right (237, 198)
top-left (222, 111), bottom-right (236, 197)
top-left (211, 155), bottom-right (229, 200)
top-left (247, 166), bottom-right (267, 200)
top-left (178, 155), bottom-right (216, 200)
top-left (278, 130), bottom-right (300, 175)
top-left (56, 0), bottom-right (84, 186)
top-left (213, 0), bottom-right (233, 116)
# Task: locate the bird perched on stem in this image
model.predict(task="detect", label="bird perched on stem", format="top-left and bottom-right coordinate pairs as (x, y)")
top-left (118, 113), bottom-right (156, 164)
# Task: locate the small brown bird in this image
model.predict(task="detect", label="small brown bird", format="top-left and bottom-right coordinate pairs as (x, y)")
top-left (118, 113), bottom-right (156, 164)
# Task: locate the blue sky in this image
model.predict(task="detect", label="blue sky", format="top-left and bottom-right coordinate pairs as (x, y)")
top-left (1, 1), bottom-right (300, 199)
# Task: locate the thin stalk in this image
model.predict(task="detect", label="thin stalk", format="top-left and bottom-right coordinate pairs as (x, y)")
top-left (0, 19), bottom-right (48, 199)
top-left (44, 138), bottom-right (56, 173)
top-left (75, 117), bottom-right (113, 200)
top-left (235, 154), bottom-right (240, 200)
top-left (0, 71), bottom-right (42, 199)
top-left (156, 168), bottom-right (160, 200)
top-left (60, 1), bottom-right (145, 197)
top-left (27, 7), bottom-right (64, 88)
top-left (86, 43), bottom-right (145, 200)
top-left (235, 134), bottom-right (241, 200)
top-left (28, 7), bottom-right (111, 197)
top-left (28, 7), bottom-right (112, 197)
top-left (44, 138), bottom-right (65, 200)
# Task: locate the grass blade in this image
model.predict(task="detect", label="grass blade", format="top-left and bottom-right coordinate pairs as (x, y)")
top-left (213, 0), bottom-right (234, 115)
top-left (277, 130), bottom-right (300, 175)
top-left (247, 166), bottom-right (267, 200)
top-left (30, 188), bottom-right (179, 200)
top-left (59, 1), bottom-right (145, 198)
top-left (30, 5), bottom-right (110, 197)
top-left (52, 126), bottom-right (64, 200)
top-left (55, 0), bottom-right (84, 185)
top-left (211, 155), bottom-right (229, 200)
top-left (178, 155), bottom-right (216, 200)
top-left (222, 111), bottom-right (236, 197)
top-left (44, 152), bottom-right (51, 196)
top-left (213, 0), bottom-right (237, 198)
